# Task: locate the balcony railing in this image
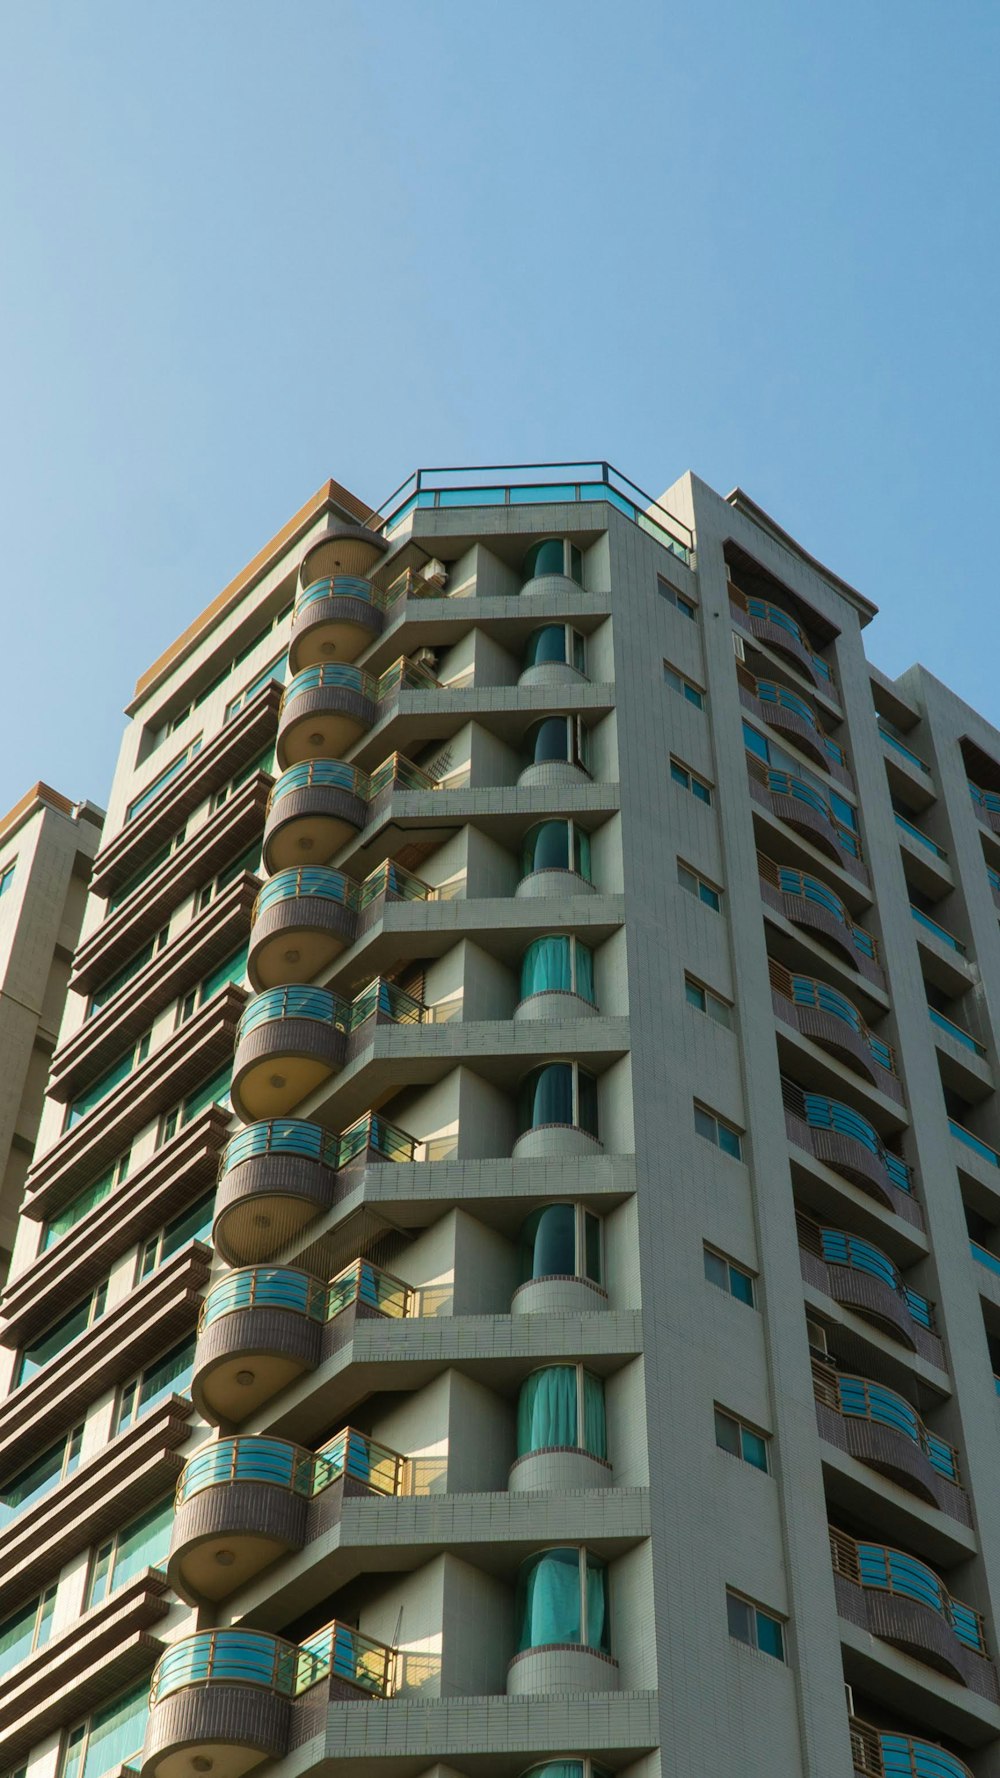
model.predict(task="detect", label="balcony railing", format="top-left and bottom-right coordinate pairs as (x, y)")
top-left (738, 667), bottom-right (847, 766)
top-left (877, 718), bottom-right (933, 776)
top-left (758, 853), bottom-right (879, 962)
top-left (783, 1081), bottom-right (912, 1194)
top-left (198, 1257), bottom-right (414, 1332)
top-left (769, 962), bottom-right (896, 1075)
top-left (149, 1620), bottom-right (396, 1703)
top-left (253, 867), bottom-right (359, 922)
top-left (850, 1716), bottom-right (973, 1778)
top-left (830, 1527), bottom-right (986, 1655)
top-left (176, 1427), bottom-right (407, 1505)
top-left (294, 575), bottom-right (379, 618)
top-left (747, 755), bottom-right (861, 860)
top-left (968, 779), bottom-right (1000, 823)
top-left (928, 1007), bottom-right (986, 1057)
top-left (235, 977), bottom-right (433, 1045)
top-left (949, 1119), bottom-right (1000, 1169)
top-left (894, 812), bottom-right (948, 860)
top-left (798, 1215), bottom-right (933, 1326)
top-left (909, 905), bottom-right (967, 955)
top-left (971, 1241), bottom-right (1000, 1278)
top-left (729, 584), bottom-right (834, 682)
top-left (267, 759), bottom-right (369, 810)
top-left (370, 461), bottom-right (693, 563)
top-left (812, 1360), bottom-right (960, 1483)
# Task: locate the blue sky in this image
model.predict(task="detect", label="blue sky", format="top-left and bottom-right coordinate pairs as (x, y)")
top-left (1, 1), bottom-right (998, 815)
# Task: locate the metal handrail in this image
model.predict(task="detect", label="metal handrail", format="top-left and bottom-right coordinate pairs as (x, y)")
top-left (876, 718), bottom-right (932, 775)
top-left (738, 665), bottom-right (847, 767)
top-left (198, 1256), bottom-right (414, 1331)
top-left (757, 851), bottom-right (879, 960)
top-left (729, 581), bottom-right (834, 683)
top-left (928, 1007), bottom-right (986, 1057)
top-left (797, 1213), bottom-right (932, 1324)
top-left (358, 857), bottom-right (435, 909)
top-left (149, 1619), bottom-right (396, 1704)
top-left (376, 656), bottom-right (441, 699)
top-left (948, 1118), bottom-right (1000, 1168)
top-left (910, 904), bottom-right (967, 955)
top-left (747, 754), bottom-right (861, 857)
top-left (280, 664), bottom-right (376, 713)
top-left (769, 962), bottom-right (895, 1073)
top-left (811, 1359), bottom-right (960, 1483)
top-left (267, 758), bottom-right (369, 810)
top-left (218, 1111), bottom-right (419, 1178)
top-left (850, 1717), bottom-right (973, 1778)
top-left (236, 984), bottom-right (350, 1041)
top-left (782, 1080), bottom-right (911, 1191)
top-left (175, 1426), bottom-right (407, 1505)
top-left (830, 1527), bottom-right (986, 1653)
top-left (894, 811), bottom-right (948, 860)
top-left (253, 867), bottom-right (359, 922)
top-left (368, 752), bottom-right (437, 797)
top-left (969, 779), bottom-right (1000, 816)
top-left (293, 575), bottom-right (379, 618)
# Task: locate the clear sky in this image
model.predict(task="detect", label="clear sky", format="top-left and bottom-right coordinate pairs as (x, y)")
top-left (1, 1), bottom-right (998, 816)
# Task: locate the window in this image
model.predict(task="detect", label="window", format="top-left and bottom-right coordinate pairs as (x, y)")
top-left (177, 943), bottom-right (249, 1024)
top-left (0, 861), bottom-right (15, 898)
top-left (524, 625), bottom-right (587, 675)
top-left (0, 1425), bottom-right (84, 1528)
top-left (211, 744), bottom-right (276, 811)
top-left (225, 648), bottom-right (288, 721)
top-left (86, 1495), bottom-right (174, 1608)
top-left (115, 1336), bottom-right (196, 1434)
top-left (88, 929), bottom-right (168, 1018)
top-left (158, 1065), bottom-right (232, 1147)
top-left (518, 1203), bottom-right (603, 1286)
top-left (523, 538), bottom-right (583, 585)
top-left (726, 1589), bottom-right (785, 1660)
top-left (197, 841), bottom-right (262, 912)
top-left (15, 1280), bottom-right (109, 1387)
top-left (670, 757), bottom-right (713, 805)
top-left (677, 860), bottom-right (721, 912)
top-left (66, 1032), bottom-right (151, 1129)
top-left (108, 828), bottom-right (186, 912)
top-left (742, 719), bottom-right (771, 763)
top-left (515, 1547), bottom-right (609, 1653)
top-left (520, 820), bottom-right (592, 883)
top-left (0, 1587), bottom-right (57, 1676)
top-left (703, 1245), bottom-right (756, 1306)
top-left (517, 1063), bottom-right (599, 1139)
top-left (42, 1153), bottom-right (130, 1251)
top-left (60, 1680), bottom-right (150, 1778)
top-left (694, 1103), bottom-right (743, 1160)
top-left (520, 936), bottom-right (596, 1005)
top-left (657, 575), bottom-right (697, 619)
top-left (524, 716), bottom-right (591, 773)
top-left (517, 1367), bottom-right (607, 1459)
top-left (684, 975), bottom-right (733, 1028)
top-left (126, 738), bottom-right (202, 824)
top-left (663, 662), bottom-right (704, 708)
top-left (714, 1407), bottom-right (769, 1472)
top-left (136, 1192), bottom-right (214, 1282)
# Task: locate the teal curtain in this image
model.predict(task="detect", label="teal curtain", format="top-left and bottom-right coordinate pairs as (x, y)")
top-left (586, 1555), bottom-right (610, 1652)
top-left (517, 1368), bottom-right (579, 1454)
top-left (523, 539), bottom-right (565, 580)
top-left (582, 1373), bottom-right (608, 1459)
top-left (518, 1064), bottom-right (574, 1133)
top-left (574, 943), bottom-right (595, 1003)
top-left (516, 1548), bottom-right (582, 1650)
top-left (518, 1204), bottom-right (577, 1281)
top-left (521, 937), bottom-right (573, 998)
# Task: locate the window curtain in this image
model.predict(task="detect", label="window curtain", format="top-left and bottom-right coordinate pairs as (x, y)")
top-left (517, 1368), bottom-right (579, 1454)
top-left (520, 937), bottom-right (573, 998)
top-left (518, 1064), bottom-right (574, 1133)
top-left (518, 1204), bottom-right (577, 1281)
top-left (582, 1373), bottom-right (608, 1459)
top-left (516, 1548), bottom-right (582, 1650)
top-left (585, 1554), bottom-right (610, 1652)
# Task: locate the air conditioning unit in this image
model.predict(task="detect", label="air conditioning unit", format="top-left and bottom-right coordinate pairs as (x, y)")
top-left (419, 557), bottom-right (448, 590)
top-left (732, 631), bottom-right (746, 661)
top-left (806, 1317), bottom-right (829, 1358)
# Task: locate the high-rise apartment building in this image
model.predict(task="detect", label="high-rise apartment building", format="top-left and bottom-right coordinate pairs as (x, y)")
top-left (0, 784), bottom-right (102, 1282)
top-left (4, 462), bottom-right (1000, 1778)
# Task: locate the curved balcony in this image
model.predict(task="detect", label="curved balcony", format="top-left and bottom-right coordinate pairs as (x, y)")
top-left (213, 1112), bottom-right (421, 1264)
top-left (518, 717), bottom-right (592, 790)
top-left (850, 1718), bottom-right (972, 1778)
top-left (831, 1528), bottom-right (996, 1698)
top-left (276, 665), bottom-right (376, 767)
top-left (758, 853), bottom-right (883, 986)
top-left (143, 1620), bottom-right (395, 1778)
top-left (812, 1362), bottom-right (969, 1524)
top-left (263, 760), bottom-right (368, 873)
top-left (299, 518), bottom-right (388, 586)
top-left (249, 868), bottom-right (359, 991)
top-left (168, 1427), bottom-right (407, 1602)
top-left (289, 574), bottom-right (385, 675)
top-left (193, 1257), bottom-right (414, 1423)
top-left (969, 779), bottom-right (1000, 837)
top-left (517, 820), bottom-right (596, 901)
top-left (512, 1063), bottom-right (602, 1161)
top-left (729, 581), bottom-right (835, 690)
top-left (748, 754), bottom-right (864, 877)
top-left (232, 986), bottom-right (349, 1121)
top-left (770, 964), bottom-right (900, 1097)
top-left (782, 1079), bottom-right (916, 1222)
top-left (519, 624), bottom-right (588, 689)
top-left (798, 1216), bottom-right (939, 1359)
top-left (738, 667), bottom-right (848, 778)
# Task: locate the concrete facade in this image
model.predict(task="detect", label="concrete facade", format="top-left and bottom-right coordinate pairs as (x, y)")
top-left (1, 466), bottom-right (998, 1778)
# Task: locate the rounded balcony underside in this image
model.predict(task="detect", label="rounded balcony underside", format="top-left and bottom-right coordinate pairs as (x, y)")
top-left (276, 685), bottom-right (376, 769)
top-left (791, 1003), bottom-right (882, 1086)
top-left (168, 1480), bottom-right (309, 1604)
top-left (142, 1685), bottom-right (290, 1778)
top-left (192, 1307), bottom-right (323, 1425)
top-left (231, 1017), bottom-right (347, 1122)
top-left (214, 1153), bottom-right (339, 1266)
top-left (511, 1274), bottom-right (609, 1316)
top-left (299, 526), bottom-right (386, 585)
top-left (745, 612), bottom-right (824, 686)
top-left (263, 786), bottom-right (367, 874)
top-left (515, 868), bottom-right (596, 901)
top-left (289, 596), bottom-right (385, 675)
top-left (825, 1263), bottom-right (920, 1351)
top-left (248, 895), bottom-right (357, 991)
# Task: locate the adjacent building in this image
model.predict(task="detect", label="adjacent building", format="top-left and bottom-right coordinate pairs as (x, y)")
top-left (3, 463), bottom-right (1000, 1778)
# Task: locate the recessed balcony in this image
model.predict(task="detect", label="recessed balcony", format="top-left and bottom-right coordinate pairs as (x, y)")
top-left (248, 868), bottom-right (359, 990)
top-left (850, 1718), bottom-right (972, 1778)
top-left (509, 1365), bottom-right (611, 1493)
top-left (797, 1215), bottom-right (942, 1364)
top-left (770, 963), bottom-right (901, 1099)
top-left (783, 1080), bottom-right (916, 1224)
top-left (263, 761), bottom-right (368, 873)
top-left (729, 580), bottom-right (836, 693)
top-left (737, 666), bottom-right (849, 780)
top-left (519, 623), bottom-right (589, 689)
top-left (512, 1202), bottom-right (608, 1315)
top-left (811, 1359), bottom-right (970, 1524)
top-left (968, 778), bottom-right (1000, 837)
top-left (168, 1426), bottom-right (408, 1602)
top-left (747, 754), bottom-right (866, 882)
top-left (192, 1257), bottom-right (415, 1423)
top-left (517, 717), bottom-right (592, 790)
top-left (517, 819), bottom-right (597, 901)
top-left (512, 1063), bottom-right (602, 1160)
top-left (276, 665), bottom-right (376, 767)
top-left (289, 574), bottom-right (386, 675)
top-left (515, 935), bottom-right (598, 1023)
top-left (508, 1546), bottom-right (617, 1696)
top-left (142, 1619), bottom-right (395, 1778)
top-left (758, 852), bottom-right (884, 987)
top-left (830, 1527), bottom-right (997, 1699)
top-left (232, 987), bottom-right (349, 1121)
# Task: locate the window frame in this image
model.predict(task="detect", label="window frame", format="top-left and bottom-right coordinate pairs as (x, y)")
top-left (714, 1406), bottom-right (770, 1472)
top-left (694, 1102), bottom-right (744, 1160)
top-left (703, 1244), bottom-right (757, 1306)
top-left (662, 661), bottom-right (705, 708)
top-left (677, 859), bottom-right (722, 911)
top-left (726, 1588), bottom-right (786, 1660)
top-left (684, 974), bottom-right (733, 1028)
top-left (656, 575), bottom-right (697, 619)
top-left (670, 756), bottom-right (714, 805)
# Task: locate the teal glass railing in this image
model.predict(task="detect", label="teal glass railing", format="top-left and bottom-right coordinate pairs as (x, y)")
top-left (773, 967), bottom-right (895, 1074)
top-left (219, 1119), bottom-right (343, 1176)
top-left (375, 461), bottom-right (692, 564)
top-left (950, 1120), bottom-right (1000, 1169)
top-left (817, 1228), bottom-right (932, 1326)
top-left (874, 1730), bottom-right (972, 1778)
top-left (375, 657), bottom-right (441, 699)
top-left (367, 752), bottom-right (436, 798)
top-left (268, 759), bottom-right (369, 809)
top-left (971, 1241), bottom-right (1000, 1278)
top-left (294, 575), bottom-right (379, 618)
top-left (253, 867), bottom-right (359, 921)
top-left (175, 1427), bottom-right (406, 1505)
top-left (357, 858), bottom-right (435, 910)
top-left (825, 1372), bottom-right (959, 1482)
top-left (750, 760), bottom-right (860, 858)
top-left (988, 866), bottom-right (1000, 898)
top-left (894, 812), bottom-right (948, 859)
top-left (348, 978), bottom-right (426, 1028)
top-left (236, 984), bottom-right (350, 1042)
top-left (910, 905), bottom-right (967, 955)
top-left (789, 1085), bottom-right (912, 1192)
top-left (149, 1620), bottom-right (396, 1704)
top-left (335, 1111), bottom-right (419, 1165)
top-left (968, 780), bottom-right (1000, 819)
top-left (198, 1258), bottom-right (413, 1332)
top-left (832, 1530), bottom-right (986, 1655)
top-left (280, 663), bottom-right (376, 711)
top-left (877, 719), bottom-right (932, 775)
top-left (731, 587), bottom-right (833, 683)
top-left (928, 1008), bottom-right (986, 1056)
top-left (767, 859), bottom-right (878, 960)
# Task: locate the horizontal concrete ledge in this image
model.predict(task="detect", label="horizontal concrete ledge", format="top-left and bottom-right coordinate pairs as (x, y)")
top-left (298, 1689), bottom-right (658, 1762)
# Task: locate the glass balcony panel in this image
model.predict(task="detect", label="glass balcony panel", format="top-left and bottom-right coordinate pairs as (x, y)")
top-left (295, 576), bottom-right (377, 617)
top-left (910, 906), bottom-right (966, 954)
top-left (879, 1733), bottom-right (971, 1778)
top-left (220, 1120), bottom-right (341, 1175)
top-left (152, 1630), bottom-right (291, 1701)
top-left (237, 985), bottom-right (349, 1040)
top-left (949, 1120), bottom-right (1000, 1167)
top-left (268, 760), bottom-right (369, 808)
top-left (254, 868), bottom-right (358, 918)
top-left (200, 1267), bottom-right (325, 1328)
top-left (281, 664), bottom-right (375, 709)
